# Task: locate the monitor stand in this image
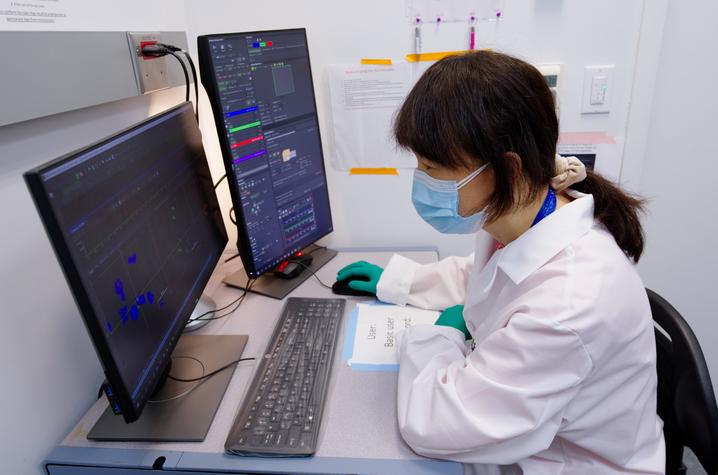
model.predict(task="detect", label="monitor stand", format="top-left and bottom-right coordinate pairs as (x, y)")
top-left (223, 246), bottom-right (337, 300)
top-left (183, 294), bottom-right (216, 332)
top-left (87, 334), bottom-right (248, 442)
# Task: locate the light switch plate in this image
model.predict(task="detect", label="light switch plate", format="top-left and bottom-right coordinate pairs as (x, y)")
top-left (127, 32), bottom-right (169, 94)
top-left (582, 65), bottom-right (614, 114)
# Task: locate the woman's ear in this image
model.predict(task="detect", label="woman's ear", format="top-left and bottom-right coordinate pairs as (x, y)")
top-left (503, 152), bottom-right (523, 179)
top-left (503, 152), bottom-right (529, 207)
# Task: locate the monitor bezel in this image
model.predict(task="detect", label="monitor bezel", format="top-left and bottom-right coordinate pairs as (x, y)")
top-left (198, 28), bottom-right (334, 279)
top-left (23, 102), bottom-right (228, 423)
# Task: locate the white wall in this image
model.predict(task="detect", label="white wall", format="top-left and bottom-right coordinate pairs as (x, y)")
top-left (636, 0), bottom-right (718, 394)
top-left (0, 1), bottom-right (657, 473)
top-left (620, 0), bottom-right (669, 193)
top-left (0, 4), bottom-right (188, 474)
top-left (184, 0), bottom-right (646, 260)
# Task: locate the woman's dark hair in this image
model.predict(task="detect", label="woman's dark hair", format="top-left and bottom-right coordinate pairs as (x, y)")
top-left (394, 50), bottom-right (645, 261)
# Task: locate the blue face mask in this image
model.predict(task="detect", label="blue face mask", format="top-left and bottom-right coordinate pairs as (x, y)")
top-left (411, 163), bottom-right (491, 234)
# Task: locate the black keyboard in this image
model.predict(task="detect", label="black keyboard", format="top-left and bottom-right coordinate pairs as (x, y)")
top-left (225, 297), bottom-right (345, 456)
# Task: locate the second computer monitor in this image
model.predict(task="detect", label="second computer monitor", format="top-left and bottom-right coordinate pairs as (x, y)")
top-left (24, 103), bottom-right (229, 425)
top-left (198, 28), bottom-right (333, 279)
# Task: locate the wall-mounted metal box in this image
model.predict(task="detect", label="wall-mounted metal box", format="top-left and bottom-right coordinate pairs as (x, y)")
top-left (0, 30), bottom-right (188, 127)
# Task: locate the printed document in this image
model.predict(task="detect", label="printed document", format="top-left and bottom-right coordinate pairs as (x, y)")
top-left (327, 62), bottom-right (416, 170)
top-left (349, 303), bottom-right (439, 366)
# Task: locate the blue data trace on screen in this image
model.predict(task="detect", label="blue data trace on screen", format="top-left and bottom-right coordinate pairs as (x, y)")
top-left (119, 306), bottom-right (129, 325)
top-left (114, 279), bottom-right (126, 302)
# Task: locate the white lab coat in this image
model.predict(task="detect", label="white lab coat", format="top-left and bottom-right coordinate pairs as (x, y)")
top-left (376, 192), bottom-right (665, 474)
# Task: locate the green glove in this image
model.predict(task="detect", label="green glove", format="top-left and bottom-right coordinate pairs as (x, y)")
top-left (435, 305), bottom-right (470, 340)
top-left (336, 260), bottom-right (384, 294)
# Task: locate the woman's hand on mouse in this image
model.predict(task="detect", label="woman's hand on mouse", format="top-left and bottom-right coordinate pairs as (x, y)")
top-left (335, 261), bottom-right (384, 294)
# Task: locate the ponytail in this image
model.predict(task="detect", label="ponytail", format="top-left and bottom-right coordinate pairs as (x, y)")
top-left (570, 171), bottom-right (646, 262)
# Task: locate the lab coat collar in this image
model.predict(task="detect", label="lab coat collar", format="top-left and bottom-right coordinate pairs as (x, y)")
top-left (498, 191), bottom-right (595, 285)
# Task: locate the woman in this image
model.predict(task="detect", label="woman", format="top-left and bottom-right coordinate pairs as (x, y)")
top-left (336, 51), bottom-right (665, 474)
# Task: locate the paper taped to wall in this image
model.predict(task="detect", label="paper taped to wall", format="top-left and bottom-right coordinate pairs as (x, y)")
top-left (558, 132), bottom-right (623, 182)
top-left (327, 62), bottom-right (416, 170)
top-left (348, 303), bottom-right (439, 366)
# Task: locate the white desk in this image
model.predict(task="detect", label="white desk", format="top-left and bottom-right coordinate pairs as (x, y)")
top-left (44, 248), bottom-right (463, 475)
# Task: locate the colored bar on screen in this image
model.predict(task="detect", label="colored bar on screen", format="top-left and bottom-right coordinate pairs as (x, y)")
top-left (233, 150), bottom-right (267, 163)
top-left (229, 120), bottom-right (262, 133)
top-left (231, 135), bottom-right (264, 149)
top-left (224, 106), bottom-right (259, 118)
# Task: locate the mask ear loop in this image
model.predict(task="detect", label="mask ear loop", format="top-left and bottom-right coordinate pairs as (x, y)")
top-left (456, 162), bottom-right (491, 190)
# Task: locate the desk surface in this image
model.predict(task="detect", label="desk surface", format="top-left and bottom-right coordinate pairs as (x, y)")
top-left (46, 249), bottom-right (463, 475)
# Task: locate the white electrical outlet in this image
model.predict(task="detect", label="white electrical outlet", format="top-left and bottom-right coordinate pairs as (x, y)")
top-left (127, 32), bottom-right (169, 94)
top-left (582, 65), bottom-right (614, 114)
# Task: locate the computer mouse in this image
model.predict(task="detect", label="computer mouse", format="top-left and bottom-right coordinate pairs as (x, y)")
top-left (332, 275), bottom-right (375, 297)
top-left (274, 255), bottom-right (314, 280)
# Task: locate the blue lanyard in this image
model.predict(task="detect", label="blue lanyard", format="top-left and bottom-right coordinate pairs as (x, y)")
top-left (531, 187), bottom-right (557, 227)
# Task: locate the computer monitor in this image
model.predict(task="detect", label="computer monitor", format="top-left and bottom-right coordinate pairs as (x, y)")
top-left (198, 28), bottom-right (337, 299)
top-left (24, 103), bottom-right (243, 433)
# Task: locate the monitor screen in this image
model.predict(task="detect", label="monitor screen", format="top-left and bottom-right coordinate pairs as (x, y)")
top-left (24, 103), bottom-right (228, 422)
top-left (198, 28), bottom-right (333, 278)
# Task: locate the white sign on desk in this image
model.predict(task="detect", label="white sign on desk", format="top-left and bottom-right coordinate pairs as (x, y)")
top-left (349, 303), bottom-right (439, 366)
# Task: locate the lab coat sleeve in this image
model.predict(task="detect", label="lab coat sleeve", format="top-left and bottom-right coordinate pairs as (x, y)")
top-left (395, 313), bottom-right (593, 465)
top-left (376, 253), bottom-right (475, 310)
